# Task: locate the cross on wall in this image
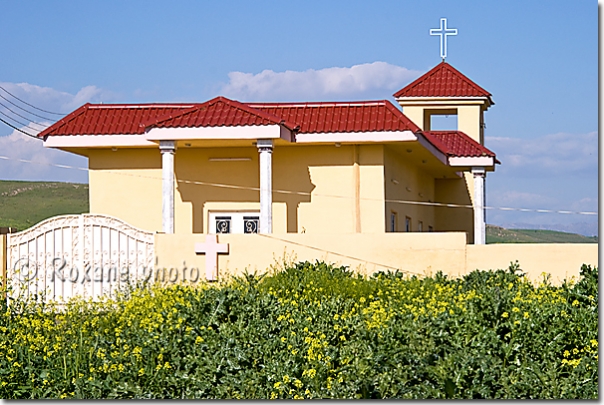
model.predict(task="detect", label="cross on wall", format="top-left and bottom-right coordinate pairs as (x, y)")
top-left (195, 234), bottom-right (229, 281)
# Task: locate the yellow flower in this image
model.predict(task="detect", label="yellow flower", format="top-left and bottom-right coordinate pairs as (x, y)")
top-left (138, 368), bottom-right (145, 376)
top-left (572, 300), bottom-right (580, 307)
top-left (502, 312), bottom-right (509, 318)
top-left (512, 307), bottom-right (520, 313)
top-left (523, 312), bottom-right (529, 319)
top-left (563, 350), bottom-right (570, 357)
top-left (294, 379), bottom-right (303, 388)
top-left (283, 375), bottom-right (290, 384)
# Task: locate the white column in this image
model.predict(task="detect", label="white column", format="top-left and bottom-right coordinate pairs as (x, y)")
top-left (472, 167), bottom-right (486, 245)
top-left (257, 139), bottom-right (273, 234)
top-left (160, 140), bottom-right (176, 234)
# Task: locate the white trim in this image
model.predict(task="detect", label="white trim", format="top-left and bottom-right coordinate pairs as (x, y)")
top-left (415, 133), bottom-right (448, 166)
top-left (145, 125), bottom-right (291, 141)
top-left (44, 134), bottom-right (156, 148)
top-left (472, 167), bottom-right (486, 245)
top-left (257, 139), bottom-right (273, 234)
top-left (395, 96), bottom-right (491, 105)
top-left (160, 141), bottom-right (176, 234)
top-left (295, 130), bottom-right (417, 144)
top-left (448, 156), bottom-right (494, 167)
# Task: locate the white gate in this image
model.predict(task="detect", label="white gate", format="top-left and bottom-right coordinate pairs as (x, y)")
top-left (6, 214), bottom-right (155, 303)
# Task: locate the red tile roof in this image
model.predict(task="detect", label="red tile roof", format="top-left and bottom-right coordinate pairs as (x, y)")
top-left (39, 99), bottom-right (421, 137)
top-left (422, 131), bottom-right (497, 160)
top-left (37, 103), bottom-right (195, 137)
top-left (146, 96), bottom-right (299, 131)
top-left (248, 100), bottom-right (421, 133)
top-left (393, 62), bottom-right (493, 105)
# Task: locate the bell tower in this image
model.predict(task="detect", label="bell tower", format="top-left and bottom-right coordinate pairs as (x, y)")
top-left (393, 62), bottom-right (495, 244)
top-left (393, 61), bottom-right (493, 145)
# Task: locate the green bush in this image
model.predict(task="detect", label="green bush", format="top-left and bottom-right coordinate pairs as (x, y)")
top-left (0, 262), bottom-right (597, 398)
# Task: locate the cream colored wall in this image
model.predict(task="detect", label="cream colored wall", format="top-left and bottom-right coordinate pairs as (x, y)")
top-left (155, 232), bottom-right (469, 281)
top-left (89, 149), bottom-right (162, 232)
top-left (88, 144), bottom-right (387, 235)
top-left (466, 244), bottom-right (599, 285)
top-left (357, 145), bottom-right (386, 233)
top-left (457, 105), bottom-right (483, 144)
top-left (384, 146), bottom-right (435, 231)
top-left (434, 177), bottom-right (473, 242)
top-left (154, 232), bottom-right (598, 286)
top-left (399, 106), bottom-right (426, 130)
top-left (277, 145), bottom-right (354, 233)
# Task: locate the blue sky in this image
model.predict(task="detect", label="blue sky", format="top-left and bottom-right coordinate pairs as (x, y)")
top-left (0, 0), bottom-right (598, 235)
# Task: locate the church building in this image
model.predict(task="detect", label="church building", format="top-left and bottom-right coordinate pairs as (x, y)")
top-left (38, 61), bottom-right (497, 244)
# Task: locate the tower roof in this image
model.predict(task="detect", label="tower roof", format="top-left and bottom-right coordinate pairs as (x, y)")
top-left (393, 62), bottom-right (493, 106)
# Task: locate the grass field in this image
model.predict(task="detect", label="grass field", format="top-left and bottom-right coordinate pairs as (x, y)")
top-left (486, 225), bottom-right (597, 244)
top-left (0, 180), bottom-right (89, 231)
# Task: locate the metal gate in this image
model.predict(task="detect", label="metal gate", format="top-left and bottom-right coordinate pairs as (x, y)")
top-left (6, 214), bottom-right (155, 303)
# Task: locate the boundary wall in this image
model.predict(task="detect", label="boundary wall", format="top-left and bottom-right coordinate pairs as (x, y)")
top-left (154, 233), bottom-right (598, 286)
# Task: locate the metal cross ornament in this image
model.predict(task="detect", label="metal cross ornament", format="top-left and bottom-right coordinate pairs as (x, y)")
top-left (430, 18), bottom-right (458, 61)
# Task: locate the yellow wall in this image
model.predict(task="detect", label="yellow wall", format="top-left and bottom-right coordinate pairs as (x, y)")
top-left (466, 244), bottom-right (599, 285)
top-left (357, 145), bottom-right (386, 233)
top-left (154, 232), bottom-right (598, 286)
top-left (89, 149), bottom-right (162, 232)
top-left (434, 177), bottom-right (473, 242)
top-left (88, 144), bottom-right (388, 234)
top-left (154, 232), bottom-right (469, 281)
top-left (457, 105), bottom-right (483, 144)
top-left (384, 145), bottom-right (435, 232)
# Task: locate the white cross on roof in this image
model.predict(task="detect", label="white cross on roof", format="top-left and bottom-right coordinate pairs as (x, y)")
top-left (430, 18), bottom-right (458, 60)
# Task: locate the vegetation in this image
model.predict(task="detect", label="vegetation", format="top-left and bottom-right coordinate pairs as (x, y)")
top-left (0, 180), bottom-right (88, 231)
top-left (486, 225), bottom-right (597, 244)
top-left (0, 261), bottom-right (597, 399)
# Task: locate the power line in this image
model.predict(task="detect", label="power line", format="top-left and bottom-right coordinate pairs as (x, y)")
top-left (0, 109), bottom-right (43, 132)
top-left (0, 118), bottom-right (39, 139)
top-left (0, 154), bottom-right (597, 216)
top-left (0, 91), bottom-right (56, 122)
top-left (0, 85), bottom-right (64, 116)
top-left (0, 100), bottom-right (48, 129)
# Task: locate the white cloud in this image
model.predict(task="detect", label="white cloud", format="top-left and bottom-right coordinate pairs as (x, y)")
top-left (0, 82), bottom-right (115, 117)
top-left (0, 82), bottom-right (114, 182)
top-left (0, 127), bottom-right (88, 183)
top-left (486, 131), bottom-right (597, 175)
top-left (219, 62), bottom-right (421, 101)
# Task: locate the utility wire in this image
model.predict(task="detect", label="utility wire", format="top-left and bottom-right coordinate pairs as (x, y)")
top-left (0, 109), bottom-right (41, 132)
top-left (0, 85), bottom-right (64, 116)
top-left (0, 154), bottom-right (597, 216)
top-left (0, 92), bottom-right (57, 122)
top-left (0, 118), bottom-right (39, 139)
top-left (0, 101), bottom-right (48, 129)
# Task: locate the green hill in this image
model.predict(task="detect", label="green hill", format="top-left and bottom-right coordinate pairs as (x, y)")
top-left (486, 224), bottom-right (597, 244)
top-left (0, 180), bottom-right (89, 231)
